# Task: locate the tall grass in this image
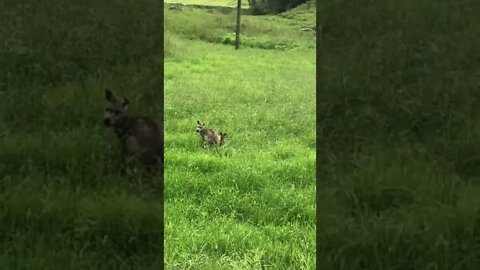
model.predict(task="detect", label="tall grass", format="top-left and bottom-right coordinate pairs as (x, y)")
top-left (318, 0), bottom-right (480, 268)
top-left (0, 1), bottom-right (163, 269)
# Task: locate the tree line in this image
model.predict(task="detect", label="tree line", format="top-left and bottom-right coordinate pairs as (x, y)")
top-left (248, 0), bottom-right (310, 15)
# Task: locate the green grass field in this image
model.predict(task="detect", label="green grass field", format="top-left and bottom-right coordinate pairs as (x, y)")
top-left (5, 0), bottom-right (477, 269)
top-left (164, 2), bottom-right (316, 269)
top-left (318, 0), bottom-right (480, 269)
top-left (0, 1), bottom-right (162, 269)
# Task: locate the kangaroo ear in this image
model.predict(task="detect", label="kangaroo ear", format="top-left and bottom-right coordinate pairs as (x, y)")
top-left (197, 120), bottom-right (201, 125)
top-left (202, 122), bottom-right (205, 126)
top-left (105, 89), bottom-right (114, 101)
top-left (123, 96), bottom-right (130, 107)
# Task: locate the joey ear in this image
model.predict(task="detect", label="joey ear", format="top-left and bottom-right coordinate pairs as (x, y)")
top-left (123, 97), bottom-right (130, 107)
top-left (105, 89), bottom-right (114, 101)
top-left (197, 120), bottom-right (201, 125)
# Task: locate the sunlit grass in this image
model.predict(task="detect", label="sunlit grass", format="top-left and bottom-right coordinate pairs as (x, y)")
top-left (164, 4), bottom-right (316, 269)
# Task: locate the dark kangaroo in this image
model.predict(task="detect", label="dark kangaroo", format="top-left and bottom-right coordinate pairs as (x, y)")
top-left (103, 89), bottom-right (163, 169)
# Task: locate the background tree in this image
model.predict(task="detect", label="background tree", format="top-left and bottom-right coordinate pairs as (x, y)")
top-left (248, 0), bottom-right (310, 15)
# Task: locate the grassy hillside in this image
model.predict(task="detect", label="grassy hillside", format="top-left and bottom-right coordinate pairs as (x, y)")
top-left (165, 3), bottom-right (315, 53)
top-left (165, 0), bottom-right (249, 8)
top-left (164, 2), bottom-right (315, 269)
top-left (318, 0), bottom-right (480, 269)
top-left (0, 1), bottom-right (163, 269)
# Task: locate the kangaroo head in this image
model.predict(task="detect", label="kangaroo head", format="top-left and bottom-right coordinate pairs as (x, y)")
top-left (104, 89), bottom-right (129, 127)
top-left (196, 120), bottom-right (205, 133)
top-left (220, 132), bottom-right (227, 143)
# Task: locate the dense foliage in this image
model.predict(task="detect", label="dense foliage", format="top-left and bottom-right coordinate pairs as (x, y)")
top-left (248, 0), bottom-right (310, 14)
